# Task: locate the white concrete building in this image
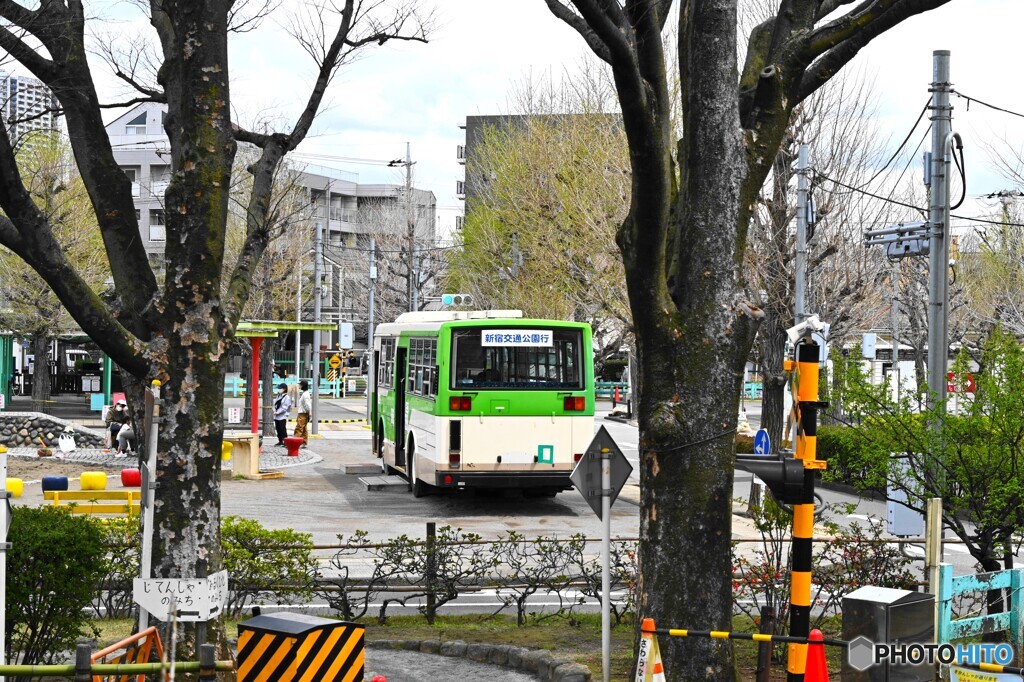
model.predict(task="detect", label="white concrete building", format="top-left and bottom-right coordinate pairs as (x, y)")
top-left (104, 103), bottom-right (437, 345)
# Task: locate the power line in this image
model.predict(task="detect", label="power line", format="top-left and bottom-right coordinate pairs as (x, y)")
top-left (862, 99), bottom-right (932, 187)
top-left (290, 151), bottom-right (395, 166)
top-left (813, 170), bottom-right (927, 215)
top-left (950, 213), bottom-right (1024, 229)
top-left (952, 90), bottom-right (1024, 120)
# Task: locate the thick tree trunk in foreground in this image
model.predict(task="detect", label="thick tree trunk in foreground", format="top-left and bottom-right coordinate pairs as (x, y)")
top-left (544, 0), bottom-right (954, 678)
top-left (145, 3), bottom-right (236, 648)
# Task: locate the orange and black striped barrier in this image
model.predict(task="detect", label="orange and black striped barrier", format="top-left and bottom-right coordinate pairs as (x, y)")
top-left (237, 613), bottom-right (364, 681)
top-left (639, 620), bottom-right (839, 682)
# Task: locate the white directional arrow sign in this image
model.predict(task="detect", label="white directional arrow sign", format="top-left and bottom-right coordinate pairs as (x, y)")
top-left (133, 570), bottom-right (228, 622)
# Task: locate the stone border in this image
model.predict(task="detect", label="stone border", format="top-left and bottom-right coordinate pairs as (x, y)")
top-left (367, 639), bottom-right (591, 681)
top-left (0, 412), bottom-right (106, 448)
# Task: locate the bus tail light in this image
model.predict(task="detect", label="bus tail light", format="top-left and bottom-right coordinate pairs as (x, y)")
top-left (563, 396), bottom-right (585, 411)
top-left (574, 452), bottom-right (583, 463)
top-left (450, 396), bottom-right (472, 411)
top-left (449, 422), bottom-right (462, 469)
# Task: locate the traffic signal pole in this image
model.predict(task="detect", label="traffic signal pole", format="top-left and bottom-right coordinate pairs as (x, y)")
top-left (735, 332), bottom-right (827, 681)
top-left (786, 342), bottom-right (825, 681)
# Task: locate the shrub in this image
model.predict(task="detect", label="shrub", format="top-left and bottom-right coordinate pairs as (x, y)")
top-left (93, 514), bottom-right (141, 618)
top-left (221, 516), bottom-right (316, 618)
top-left (6, 507), bottom-right (104, 675)
top-left (817, 425), bottom-right (877, 487)
top-left (736, 434), bottom-right (755, 453)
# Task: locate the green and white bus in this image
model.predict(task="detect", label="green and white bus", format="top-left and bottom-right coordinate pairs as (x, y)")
top-left (370, 310), bottom-right (595, 497)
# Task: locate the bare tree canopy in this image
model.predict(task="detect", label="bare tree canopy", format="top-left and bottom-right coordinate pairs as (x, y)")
top-left (543, 0), bottom-right (953, 679)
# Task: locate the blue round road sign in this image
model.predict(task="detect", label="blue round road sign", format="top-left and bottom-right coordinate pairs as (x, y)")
top-left (754, 429), bottom-right (771, 455)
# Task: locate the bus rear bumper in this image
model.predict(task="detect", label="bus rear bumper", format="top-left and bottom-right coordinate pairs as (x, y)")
top-left (433, 470), bottom-right (573, 491)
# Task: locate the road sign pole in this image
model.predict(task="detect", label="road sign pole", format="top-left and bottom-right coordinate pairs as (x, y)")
top-left (601, 447), bottom-right (611, 682)
top-left (570, 425), bottom-right (633, 682)
top-left (139, 381), bottom-right (161, 632)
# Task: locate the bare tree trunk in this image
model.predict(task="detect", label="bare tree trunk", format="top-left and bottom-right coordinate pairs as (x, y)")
top-left (30, 333), bottom-right (49, 402)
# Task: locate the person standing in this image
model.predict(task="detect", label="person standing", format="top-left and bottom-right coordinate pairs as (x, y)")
top-left (294, 380), bottom-right (312, 446)
top-left (273, 382), bottom-right (292, 446)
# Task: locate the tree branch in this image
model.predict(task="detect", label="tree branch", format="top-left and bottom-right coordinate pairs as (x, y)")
top-left (0, 147), bottom-right (146, 374)
top-left (0, 24), bottom-right (56, 81)
top-left (542, 0), bottom-right (614, 65)
top-left (797, 0), bottom-right (954, 103)
top-left (0, 0), bottom-right (160, 329)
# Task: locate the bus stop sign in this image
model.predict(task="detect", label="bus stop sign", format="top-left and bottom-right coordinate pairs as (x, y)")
top-left (570, 426), bottom-right (633, 520)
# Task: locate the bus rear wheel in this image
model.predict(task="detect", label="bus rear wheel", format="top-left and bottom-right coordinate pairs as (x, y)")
top-left (409, 437), bottom-right (427, 498)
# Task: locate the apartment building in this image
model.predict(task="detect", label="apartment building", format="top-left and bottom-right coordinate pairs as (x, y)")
top-left (0, 72), bottom-right (61, 144)
top-left (105, 102), bottom-right (437, 346)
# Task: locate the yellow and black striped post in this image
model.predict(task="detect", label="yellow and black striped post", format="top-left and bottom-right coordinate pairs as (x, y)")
top-left (238, 613), bottom-right (364, 682)
top-left (787, 341), bottom-right (827, 682)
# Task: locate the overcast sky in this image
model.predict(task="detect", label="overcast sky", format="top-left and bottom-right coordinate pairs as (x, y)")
top-left (86, 1), bottom-right (1024, 235)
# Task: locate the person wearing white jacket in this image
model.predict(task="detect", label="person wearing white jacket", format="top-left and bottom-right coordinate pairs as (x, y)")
top-left (273, 383), bottom-right (292, 446)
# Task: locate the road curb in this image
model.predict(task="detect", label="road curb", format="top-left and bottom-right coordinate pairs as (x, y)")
top-left (367, 639), bottom-right (592, 681)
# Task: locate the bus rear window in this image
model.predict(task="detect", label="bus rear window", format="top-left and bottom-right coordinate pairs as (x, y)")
top-left (452, 328), bottom-right (584, 390)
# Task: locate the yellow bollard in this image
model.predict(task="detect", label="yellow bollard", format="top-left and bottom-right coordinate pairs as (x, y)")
top-left (6, 478), bottom-right (23, 498)
top-left (80, 471), bottom-right (107, 491)
top-left (222, 441), bottom-right (234, 462)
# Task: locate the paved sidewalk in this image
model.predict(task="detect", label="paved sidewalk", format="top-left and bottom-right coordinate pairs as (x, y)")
top-left (3, 444), bottom-right (322, 471)
top-left (365, 649), bottom-right (536, 682)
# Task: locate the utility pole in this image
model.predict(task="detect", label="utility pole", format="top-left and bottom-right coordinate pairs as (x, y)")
top-left (794, 144), bottom-right (809, 325)
top-left (389, 144), bottom-right (416, 312)
top-left (366, 238), bottom-right (376, 419)
top-left (311, 197), bottom-right (324, 436)
top-left (926, 50), bottom-right (952, 417)
top-left (295, 253), bottom-right (302, 380)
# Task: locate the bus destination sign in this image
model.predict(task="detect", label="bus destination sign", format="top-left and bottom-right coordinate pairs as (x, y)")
top-left (481, 330), bottom-right (553, 347)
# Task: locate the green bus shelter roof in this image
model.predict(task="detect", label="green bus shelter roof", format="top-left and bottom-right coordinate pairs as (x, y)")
top-left (236, 320), bottom-right (337, 338)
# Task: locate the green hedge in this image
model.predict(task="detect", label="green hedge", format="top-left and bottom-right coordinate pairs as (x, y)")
top-left (817, 425), bottom-right (877, 488)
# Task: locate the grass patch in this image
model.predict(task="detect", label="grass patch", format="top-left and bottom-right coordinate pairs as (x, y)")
top-left (362, 613), bottom-right (635, 678)
top-left (92, 613), bottom-right (846, 680)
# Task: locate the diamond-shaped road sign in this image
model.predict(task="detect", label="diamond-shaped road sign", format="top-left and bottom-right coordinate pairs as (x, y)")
top-left (570, 425), bottom-right (634, 520)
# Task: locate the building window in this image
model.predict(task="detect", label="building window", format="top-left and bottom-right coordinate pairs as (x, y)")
top-left (125, 112), bottom-right (146, 135)
top-left (134, 209), bottom-right (141, 222)
top-left (148, 209), bottom-right (165, 241)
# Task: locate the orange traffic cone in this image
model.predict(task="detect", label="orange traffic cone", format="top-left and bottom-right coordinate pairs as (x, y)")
top-left (805, 629), bottom-right (829, 682)
top-left (637, 619), bottom-right (667, 682)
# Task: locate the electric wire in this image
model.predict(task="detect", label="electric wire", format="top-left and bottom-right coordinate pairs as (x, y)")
top-left (863, 99), bottom-right (932, 187)
top-left (951, 90), bottom-right (1024, 120)
top-left (950, 137), bottom-right (966, 210)
top-left (813, 170), bottom-right (927, 215)
top-left (821, 100), bottom-right (931, 197)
